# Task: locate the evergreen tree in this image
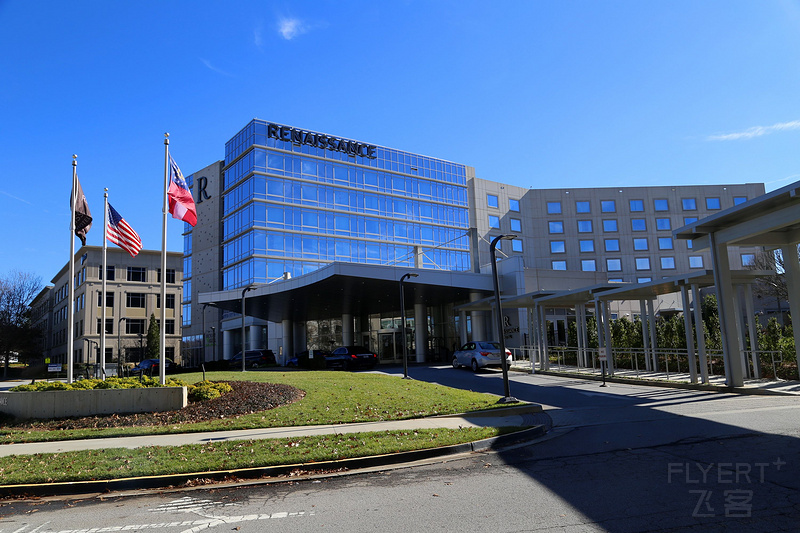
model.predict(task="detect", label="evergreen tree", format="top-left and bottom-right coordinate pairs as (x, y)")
top-left (146, 313), bottom-right (160, 359)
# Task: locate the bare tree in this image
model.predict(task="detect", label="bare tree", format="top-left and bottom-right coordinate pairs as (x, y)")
top-left (0, 270), bottom-right (43, 376)
top-left (747, 247), bottom-right (798, 318)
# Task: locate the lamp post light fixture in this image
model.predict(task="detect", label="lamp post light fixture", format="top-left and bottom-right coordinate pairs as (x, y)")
top-left (399, 273), bottom-right (419, 379)
top-left (210, 326), bottom-right (217, 362)
top-left (84, 338), bottom-right (99, 379)
top-left (490, 234), bottom-right (519, 404)
top-left (241, 286), bottom-right (256, 372)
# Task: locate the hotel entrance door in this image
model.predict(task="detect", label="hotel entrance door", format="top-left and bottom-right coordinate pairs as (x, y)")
top-left (378, 330), bottom-right (402, 363)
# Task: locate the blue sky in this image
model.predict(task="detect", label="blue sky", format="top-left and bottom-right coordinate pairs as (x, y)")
top-left (3, 1), bottom-right (800, 284)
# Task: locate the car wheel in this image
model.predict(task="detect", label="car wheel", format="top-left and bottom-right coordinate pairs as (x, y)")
top-left (452, 357), bottom-right (460, 369)
top-left (471, 359), bottom-right (480, 373)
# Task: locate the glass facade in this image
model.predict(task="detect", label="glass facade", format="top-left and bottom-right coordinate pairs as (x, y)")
top-left (220, 120), bottom-right (471, 289)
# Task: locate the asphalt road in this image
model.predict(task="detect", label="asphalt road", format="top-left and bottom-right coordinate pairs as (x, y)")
top-left (1, 367), bottom-right (798, 532)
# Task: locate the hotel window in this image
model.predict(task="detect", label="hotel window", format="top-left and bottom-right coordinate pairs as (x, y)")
top-left (635, 257), bottom-right (651, 270)
top-left (550, 241), bottom-right (566, 253)
top-left (661, 257), bottom-right (676, 269)
top-left (656, 218), bottom-right (671, 230)
top-left (97, 291), bottom-right (114, 308)
top-left (157, 294), bottom-right (176, 309)
top-left (511, 239), bottom-right (523, 252)
top-left (487, 194), bottom-right (498, 208)
top-left (607, 258), bottom-right (622, 271)
top-left (741, 253), bottom-right (755, 267)
top-left (157, 268), bottom-right (176, 284)
top-left (96, 318), bottom-right (113, 335)
top-left (488, 215), bottom-right (500, 229)
top-left (126, 293), bottom-right (146, 308)
top-left (127, 267), bottom-right (146, 282)
top-left (99, 265), bottom-right (115, 281)
top-left (551, 260), bottom-right (567, 270)
top-left (629, 199), bottom-right (644, 212)
top-left (604, 239), bottom-right (620, 252)
top-left (658, 237), bottom-right (673, 250)
top-left (509, 199), bottom-right (520, 212)
top-left (633, 238), bottom-right (648, 251)
top-left (631, 219), bottom-right (646, 231)
top-left (706, 197), bottom-right (721, 210)
top-left (575, 201), bottom-right (591, 213)
top-left (581, 259), bottom-right (597, 272)
top-left (609, 278), bottom-right (624, 283)
top-left (682, 198), bottom-right (697, 210)
top-left (637, 277), bottom-right (652, 283)
top-left (547, 201), bottom-right (562, 214)
top-left (603, 219), bottom-right (618, 232)
top-left (579, 240), bottom-right (594, 252)
top-left (689, 256), bottom-right (704, 268)
top-left (577, 220), bottom-right (593, 233)
top-left (549, 221), bottom-right (564, 234)
top-left (601, 200), bottom-right (616, 213)
top-left (164, 319), bottom-right (175, 335)
top-left (510, 218), bottom-right (522, 232)
top-left (734, 196), bottom-right (747, 205)
top-left (125, 318), bottom-right (146, 335)
top-left (654, 199), bottom-right (669, 211)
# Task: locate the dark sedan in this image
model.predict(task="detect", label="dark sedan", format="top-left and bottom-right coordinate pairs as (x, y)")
top-left (327, 346), bottom-right (379, 370)
top-left (228, 349), bottom-right (276, 369)
top-left (130, 358), bottom-right (177, 376)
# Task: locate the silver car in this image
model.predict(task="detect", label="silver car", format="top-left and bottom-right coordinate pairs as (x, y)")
top-left (452, 341), bottom-right (512, 372)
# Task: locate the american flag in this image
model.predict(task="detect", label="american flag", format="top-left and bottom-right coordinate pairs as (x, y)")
top-left (106, 203), bottom-right (142, 257)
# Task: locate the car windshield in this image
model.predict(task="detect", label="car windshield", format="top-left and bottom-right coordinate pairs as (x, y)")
top-left (477, 342), bottom-right (500, 350)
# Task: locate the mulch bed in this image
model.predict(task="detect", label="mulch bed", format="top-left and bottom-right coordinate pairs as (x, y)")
top-left (0, 381), bottom-right (304, 431)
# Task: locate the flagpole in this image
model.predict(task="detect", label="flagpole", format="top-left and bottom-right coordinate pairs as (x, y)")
top-left (100, 189), bottom-right (109, 381)
top-left (67, 155), bottom-right (77, 383)
top-left (160, 133), bottom-right (169, 385)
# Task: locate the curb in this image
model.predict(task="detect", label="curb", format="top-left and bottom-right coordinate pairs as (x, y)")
top-left (531, 369), bottom-right (797, 396)
top-left (0, 424), bottom-right (548, 499)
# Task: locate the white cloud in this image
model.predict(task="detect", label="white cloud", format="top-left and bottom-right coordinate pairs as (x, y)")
top-left (278, 17), bottom-right (307, 40)
top-left (707, 120), bottom-right (800, 141)
top-left (200, 58), bottom-right (232, 77)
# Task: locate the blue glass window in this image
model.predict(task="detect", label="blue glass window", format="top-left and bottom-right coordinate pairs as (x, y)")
top-left (605, 239), bottom-right (620, 252)
top-left (603, 220), bottom-right (618, 232)
top-left (684, 217), bottom-right (698, 225)
top-left (551, 260), bottom-right (567, 271)
top-left (656, 218), bottom-right (671, 230)
top-left (601, 200), bottom-right (616, 213)
top-left (488, 215), bottom-right (500, 229)
top-left (549, 221), bottom-right (564, 234)
top-left (487, 194), bottom-right (499, 208)
top-left (734, 196), bottom-right (747, 205)
top-left (706, 197), bottom-right (721, 210)
top-left (654, 199), bottom-right (669, 211)
top-left (579, 240), bottom-right (594, 252)
top-left (547, 201), bottom-right (562, 214)
top-left (581, 260), bottom-right (596, 272)
top-left (661, 257), bottom-right (676, 269)
top-left (629, 200), bottom-right (644, 212)
top-left (510, 218), bottom-right (522, 232)
top-left (633, 238), bottom-right (648, 251)
top-left (509, 199), bottom-right (520, 212)
top-left (607, 258), bottom-right (622, 271)
top-left (577, 220), bottom-right (593, 233)
top-left (635, 257), bottom-right (651, 270)
top-left (550, 241), bottom-right (566, 253)
top-left (689, 256), bottom-right (704, 268)
top-left (658, 237), bottom-right (673, 250)
top-left (741, 253), bottom-right (755, 266)
top-left (682, 198), bottom-right (697, 210)
top-left (511, 239), bottom-right (522, 252)
top-left (575, 201), bottom-right (591, 213)
top-left (631, 219), bottom-right (646, 231)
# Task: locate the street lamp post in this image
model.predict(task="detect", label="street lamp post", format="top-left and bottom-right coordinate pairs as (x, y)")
top-left (490, 234), bottom-right (518, 403)
top-left (399, 273), bottom-right (419, 379)
top-left (201, 302), bottom-right (218, 368)
top-left (118, 317), bottom-right (126, 377)
top-left (241, 286), bottom-right (256, 372)
top-left (210, 327), bottom-right (216, 362)
top-left (84, 338), bottom-right (98, 379)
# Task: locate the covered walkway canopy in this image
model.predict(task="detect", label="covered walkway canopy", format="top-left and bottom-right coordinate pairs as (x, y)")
top-left (675, 179), bottom-right (800, 386)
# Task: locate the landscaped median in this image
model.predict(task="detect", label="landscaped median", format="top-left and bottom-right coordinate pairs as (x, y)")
top-left (0, 371), bottom-right (534, 493)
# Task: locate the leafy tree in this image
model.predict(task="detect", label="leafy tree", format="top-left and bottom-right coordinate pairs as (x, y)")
top-left (146, 313), bottom-right (160, 359)
top-left (0, 271), bottom-right (43, 377)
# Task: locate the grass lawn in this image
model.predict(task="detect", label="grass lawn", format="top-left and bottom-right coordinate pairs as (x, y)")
top-left (0, 370), bottom-right (506, 444)
top-left (0, 371), bottom-right (519, 486)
